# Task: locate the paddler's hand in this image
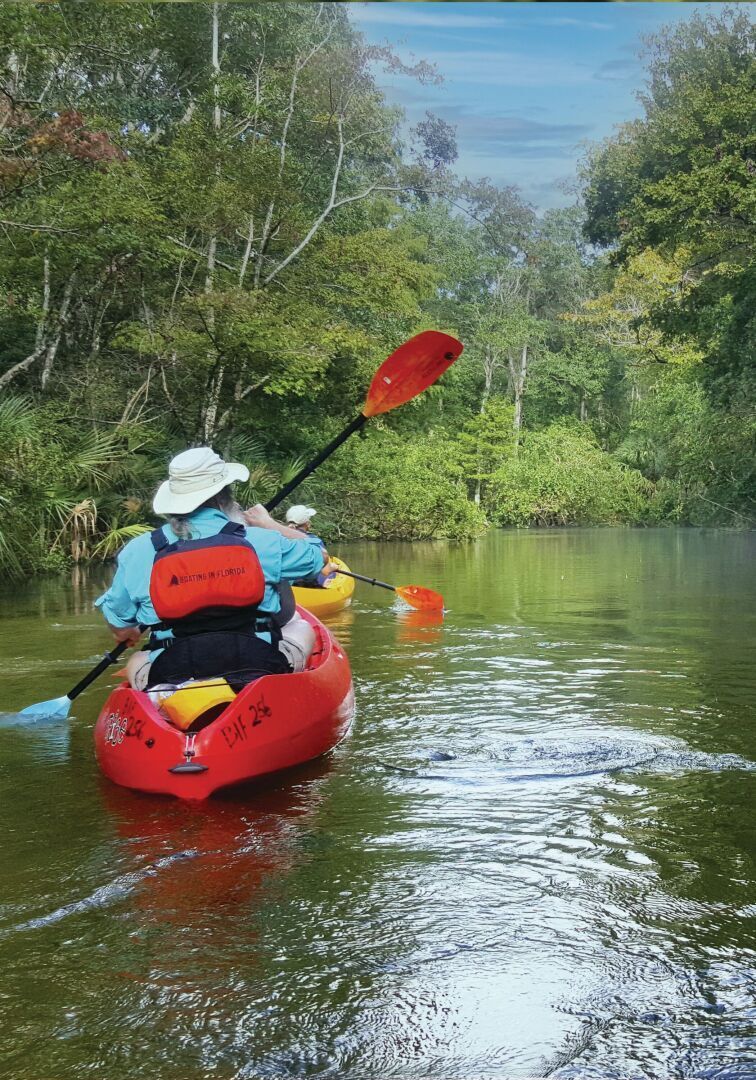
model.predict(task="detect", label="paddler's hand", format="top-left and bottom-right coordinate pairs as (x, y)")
top-left (108, 624), bottom-right (143, 647)
top-left (322, 559), bottom-right (339, 579)
top-left (244, 504), bottom-right (313, 541)
top-left (243, 503), bottom-right (277, 529)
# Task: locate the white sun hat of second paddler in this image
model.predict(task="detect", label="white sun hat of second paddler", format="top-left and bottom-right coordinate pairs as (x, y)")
top-left (153, 446), bottom-right (249, 516)
top-left (285, 505), bottom-right (317, 526)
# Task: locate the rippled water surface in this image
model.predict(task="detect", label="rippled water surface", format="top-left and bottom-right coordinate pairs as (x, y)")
top-left (1, 529), bottom-right (755, 1079)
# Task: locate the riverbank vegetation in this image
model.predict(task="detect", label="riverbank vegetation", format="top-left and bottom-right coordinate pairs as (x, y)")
top-left (0, 4), bottom-right (753, 573)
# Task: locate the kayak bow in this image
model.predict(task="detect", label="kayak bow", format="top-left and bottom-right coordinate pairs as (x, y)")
top-left (292, 556), bottom-right (355, 618)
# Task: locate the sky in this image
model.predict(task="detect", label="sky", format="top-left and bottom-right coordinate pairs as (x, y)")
top-left (348, 1), bottom-right (739, 210)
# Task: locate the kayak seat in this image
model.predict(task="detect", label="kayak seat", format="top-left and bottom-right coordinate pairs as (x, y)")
top-left (158, 678), bottom-right (237, 732)
top-left (147, 630), bottom-right (291, 692)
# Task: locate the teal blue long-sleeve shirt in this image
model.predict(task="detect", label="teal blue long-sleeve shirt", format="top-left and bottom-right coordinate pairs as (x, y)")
top-left (299, 530), bottom-right (332, 586)
top-left (94, 508), bottom-right (324, 636)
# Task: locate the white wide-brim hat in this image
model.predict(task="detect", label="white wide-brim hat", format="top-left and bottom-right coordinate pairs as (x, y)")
top-left (153, 446), bottom-right (249, 516)
top-left (285, 504), bottom-right (317, 526)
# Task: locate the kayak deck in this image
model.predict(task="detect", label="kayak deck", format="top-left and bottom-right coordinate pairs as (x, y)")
top-left (292, 556), bottom-right (355, 617)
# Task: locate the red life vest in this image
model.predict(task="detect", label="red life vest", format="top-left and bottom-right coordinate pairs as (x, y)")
top-left (149, 521), bottom-right (266, 634)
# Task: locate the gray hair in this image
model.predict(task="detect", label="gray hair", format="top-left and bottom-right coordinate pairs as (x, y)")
top-left (168, 485), bottom-right (244, 539)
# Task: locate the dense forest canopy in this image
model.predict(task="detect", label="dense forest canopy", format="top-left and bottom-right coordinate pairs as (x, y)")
top-left (0, 2), bottom-right (753, 574)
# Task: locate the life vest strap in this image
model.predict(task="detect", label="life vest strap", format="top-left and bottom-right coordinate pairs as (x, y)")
top-left (150, 520), bottom-right (243, 552)
top-left (149, 612), bottom-right (280, 648)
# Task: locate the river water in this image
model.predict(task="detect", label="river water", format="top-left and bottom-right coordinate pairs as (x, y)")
top-left (0, 528), bottom-right (754, 1080)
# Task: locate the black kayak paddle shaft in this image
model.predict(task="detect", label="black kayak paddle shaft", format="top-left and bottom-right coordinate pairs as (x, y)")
top-left (66, 641), bottom-right (131, 703)
top-left (265, 413), bottom-right (367, 512)
top-left (333, 568), bottom-right (395, 594)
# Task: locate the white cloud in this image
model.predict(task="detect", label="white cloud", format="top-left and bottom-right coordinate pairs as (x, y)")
top-left (349, 4), bottom-right (509, 31)
top-left (349, 4), bottom-right (612, 33)
top-left (440, 108), bottom-right (592, 152)
top-left (541, 17), bottom-right (612, 32)
top-left (594, 58), bottom-right (641, 82)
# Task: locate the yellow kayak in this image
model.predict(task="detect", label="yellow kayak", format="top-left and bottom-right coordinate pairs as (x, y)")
top-left (292, 557), bottom-right (355, 617)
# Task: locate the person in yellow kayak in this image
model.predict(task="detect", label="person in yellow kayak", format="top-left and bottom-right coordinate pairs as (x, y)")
top-left (285, 505), bottom-right (332, 588)
top-left (95, 448), bottom-right (335, 690)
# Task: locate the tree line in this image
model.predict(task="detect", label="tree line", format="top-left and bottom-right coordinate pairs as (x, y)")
top-left (0, 2), bottom-right (753, 575)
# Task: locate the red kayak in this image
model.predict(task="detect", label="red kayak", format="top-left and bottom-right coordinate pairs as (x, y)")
top-left (93, 608), bottom-right (354, 799)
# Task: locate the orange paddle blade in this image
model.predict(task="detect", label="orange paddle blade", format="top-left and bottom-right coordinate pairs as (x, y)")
top-left (395, 585), bottom-right (445, 613)
top-left (363, 331), bottom-right (463, 418)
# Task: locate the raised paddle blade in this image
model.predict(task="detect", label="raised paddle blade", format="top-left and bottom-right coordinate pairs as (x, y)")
top-left (20, 695), bottom-right (72, 720)
top-left (363, 331), bottom-right (463, 418)
top-left (395, 585), bottom-right (445, 613)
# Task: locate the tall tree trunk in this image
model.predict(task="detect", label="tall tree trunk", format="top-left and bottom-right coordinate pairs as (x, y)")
top-left (474, 344), bottom-right (496, 506)
top-left (40, 276), bottom-right (75, 389)
top-left (510, 343), bottom-right (528, 455)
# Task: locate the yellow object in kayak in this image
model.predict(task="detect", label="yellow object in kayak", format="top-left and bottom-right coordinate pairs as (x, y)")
top-left (292, 557), bottom-right (355, 617)
top-left (158, 678), bottom-right (236, 731)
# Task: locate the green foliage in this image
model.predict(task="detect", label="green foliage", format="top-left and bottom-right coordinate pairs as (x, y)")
top-left (582, 9), bottom-right (756, 404)
top-left (454, 398), bottom-right (515, 502)
top-left (0, 4), bottom-right (751, 580)
top-left (308, 429), bottom-right (486, 541)
top-left (620, 370), bottom-right (756, 526)
top-left (488, 424), bottom-right (652, 527)
top-left (0, 398), bottom-right (167, 574)
top-left (526, 339), bottom-right (611, 428)
top-left (91, 524), bottom-right (152, 561)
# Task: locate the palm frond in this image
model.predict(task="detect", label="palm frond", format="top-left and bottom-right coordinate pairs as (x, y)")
top-left (221, 433), bottom-right (267, 468)
top-left (41, 490), bottom-right (83, 527)
top-left (51, 498), bottom-right (98, 561)
top-left (92, 523), bottom-right (151, 561)
top-left (234, 465), bottom-right (280, 507)
top-left (0, 395), bottom-right (36, 444)
top-left (280, 455), bottom-right (307, 485)
top-left (63, 429), bottom-right (126, 491)
top-left (0, 497), bottom-right (23, 576)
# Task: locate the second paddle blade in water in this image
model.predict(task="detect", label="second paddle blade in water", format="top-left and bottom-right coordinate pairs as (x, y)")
top-left (395, 585), bottom-right (445, 613)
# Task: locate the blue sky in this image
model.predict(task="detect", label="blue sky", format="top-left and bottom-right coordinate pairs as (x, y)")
top-left (348, 1), bottom-right (740, 209)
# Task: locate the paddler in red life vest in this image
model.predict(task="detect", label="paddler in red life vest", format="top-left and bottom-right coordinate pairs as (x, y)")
top-left (94, 447), bottom-right (336, 692)
top-left (284, 504), bottom-right (332, 588)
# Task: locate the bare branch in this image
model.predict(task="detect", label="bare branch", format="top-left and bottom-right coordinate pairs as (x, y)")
top-left (0, 219), bottom-right (80, 233)
top-left (253, 6), bottom-right (335, 288)
top-left (239, 215), bottom-right (255, 285)
top-left (168, 235), bottom-right (238, 274)
top-left (263, 113), bottom-right (346, 286)
top-left (160, 357), bottom-right (191, 442)
top-left (0, 345), bottom-right (45, 389)
top-left (217, 374), bottom-right (270, 431)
